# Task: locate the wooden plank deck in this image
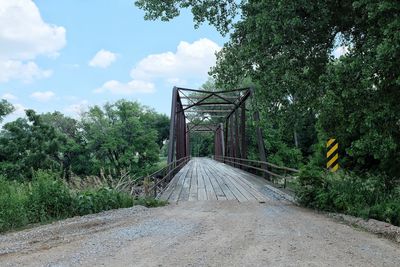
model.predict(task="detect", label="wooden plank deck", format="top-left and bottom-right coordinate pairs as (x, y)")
top-left (160, 157), bottom-right (268, 203)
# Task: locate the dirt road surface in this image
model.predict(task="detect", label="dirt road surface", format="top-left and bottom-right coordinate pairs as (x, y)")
top-left (1, 198), bottom-right (399, 267)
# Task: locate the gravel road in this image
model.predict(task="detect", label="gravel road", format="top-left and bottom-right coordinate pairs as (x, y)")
top-left (1, 197), bottom-right (399, 266)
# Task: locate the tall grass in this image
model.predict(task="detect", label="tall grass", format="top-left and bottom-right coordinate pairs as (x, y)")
top-left (296, 166), bottom-right (400, 226)
top-left (0, 171), bottom-right (135, 233)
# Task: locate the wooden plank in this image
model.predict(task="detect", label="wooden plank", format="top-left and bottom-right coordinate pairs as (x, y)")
top-left (206, 159), bottom-right (248, 202)
top-left (161, 157), bottom-right (270, 203)
top-left (201, 159), bottom-right (228, 200)
top-left (199, 161), bottom-right (218, 200)
top-left (159, 165), bottom-right (187, 201)
top-left (203, 158), bottom-right (228, 200)
top-left (215, 162), bottom-right (267, 202)
top-left (189, 158), bottom-right (198, 201)
top-left (168, 160), bottom-right (192, 202)
top-left (209, 159), bottom-right (266, 202)
top-left (220, 161), bottom-right (269, 190)
top-left (197, 160), bottom-right (208, 200)
top-left (180, 159), bottom-right (194, 201)
top-left (204, 159), bottom-right (238, 201)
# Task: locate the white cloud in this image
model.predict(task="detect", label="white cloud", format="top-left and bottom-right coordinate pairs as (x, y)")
top-left (0, 0), bottom-right (66, 61)
top-left (12, 103), bottom-right (26, 116)
top-left (0, 0), bottom-right (66, 82)
top-left (94, 80), bottom-right (155, 95)
top-left (0, 60), bottom-right (52, 83)
top-left (166, 78), bottom-right (187, 86)
top-left (2, 93), bottom-right (17, 100)
top-left (93, 39), bottom-right (220, 96)
top-left (30, 91), bottom-right (56, 102)
top-left (64, 100), bottom-right (89, 117)
top-left (130, 38), bottom-right (221, 82)
top-left (89, 49), bottom-right (117, 68)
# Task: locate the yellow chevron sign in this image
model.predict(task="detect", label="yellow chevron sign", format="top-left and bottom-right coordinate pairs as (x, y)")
top-left (326, 138), bottom-right (339, 172)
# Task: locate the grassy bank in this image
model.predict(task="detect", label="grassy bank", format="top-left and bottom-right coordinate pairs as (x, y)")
top-left (0, 171), bottom-right (166, 233)
top-left (296, 166), bottom-right (400, 226)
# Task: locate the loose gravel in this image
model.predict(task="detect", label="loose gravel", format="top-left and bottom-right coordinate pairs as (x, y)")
top-left (1, 197), bottom-right (399, 266)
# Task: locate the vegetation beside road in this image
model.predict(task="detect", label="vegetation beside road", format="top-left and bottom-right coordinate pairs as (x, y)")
top-left (136, 0), bottom-right (400, 224)
top-left (0, 100), bottom-right (169, 233)
top-left (0, 171), bottom-right (167, 233)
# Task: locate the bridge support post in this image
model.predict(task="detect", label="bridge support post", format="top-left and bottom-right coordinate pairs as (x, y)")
top-left (240, 103), bottom-right (247, 168)
top-left (167, 87), bottom-right (178, 169)
top-left (224, 120), bottom-right (229, 163)
top-left (220, 123), bottom-right (225, 158)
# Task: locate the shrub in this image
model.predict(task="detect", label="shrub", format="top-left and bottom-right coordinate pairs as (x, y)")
top-left (27, 171), bottom-right (75, 223)
top-left (75, 187), bottom-right (133, 215)
top-left (296, 165), bottom-right (400, 226)
top-left (0, 178), bottom-right (29, 232)
top-left (0, 170), bottom-right (167, 233)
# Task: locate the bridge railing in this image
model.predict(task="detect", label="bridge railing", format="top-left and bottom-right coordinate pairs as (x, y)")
top-left (214, 156), bottom-right (299, 189)
top-left (143, 156), bottom-right (191, 198)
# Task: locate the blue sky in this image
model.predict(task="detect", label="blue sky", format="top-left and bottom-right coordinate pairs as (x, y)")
top-left (0, 0), bottom-right (226, 122)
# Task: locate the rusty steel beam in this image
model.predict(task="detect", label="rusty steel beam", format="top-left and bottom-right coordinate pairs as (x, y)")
top-left (182, 102), bottom-right (235, 106)
top-left (180, 96), bottom-right (239, 100)
top-left (234, 109), bottom-right (241, 160)
top-left (167, 87), bottom-right (178, 165)
top-left (168, 86), bottom-right (265, 174)
top-left (177, 87), bottom-right (250, 94)
top-left (184, 110), bottom-right (232, 113)
top-left (240, 104), bottom-right (247, 160)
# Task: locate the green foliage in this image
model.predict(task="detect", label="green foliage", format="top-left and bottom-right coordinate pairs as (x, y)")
top-left (0, 99), bottom-right (14, 122)
top-left (190, 132), bottom-right (213, 157)
top-left (0, 171), bottom-right (136, 233)
top-left (132, 197), bottom-right (168, 208)
top-left (0, 110), bottom-right (65, 181)
top-left (27, 171), bottom-right (75, 222)
top-left (318, 57), bottom-right (400, 177)
top-left (135, 0), bottom-right (242, 35)
top-left (0, 178), bottom-right (29, 232)
top-left (296, 166), bottom-right (400, 226)
top-left (81, 100), bottom-right (161, 178)
top-left (0, 100), bottom-right (167, 182)
top-left (75, 187), bottom-right (133, 215)
top-left (136, 0), bottom-right (400, 226)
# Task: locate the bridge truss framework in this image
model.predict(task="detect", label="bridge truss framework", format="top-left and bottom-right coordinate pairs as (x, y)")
top-left (167, 86), bottom-right (269, 176)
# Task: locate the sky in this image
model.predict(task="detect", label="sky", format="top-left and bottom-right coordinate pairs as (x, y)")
top-left (0, 0), bottom-right (227, 122)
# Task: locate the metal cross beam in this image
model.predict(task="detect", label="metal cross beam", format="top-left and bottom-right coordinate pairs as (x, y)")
top-left (167, 86), bottom-right (269, 180)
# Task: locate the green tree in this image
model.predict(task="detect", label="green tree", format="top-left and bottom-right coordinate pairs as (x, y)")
top-left (40, 112), bottom-right (91, 180)
top-left (135, 0), bottom-right (242, 35)
top-left (0, 99), bottom-right (14, 122)
top-left (0, 110), bottom-right (64, 180)
top-left (81, 100), bottom-right (160, 179)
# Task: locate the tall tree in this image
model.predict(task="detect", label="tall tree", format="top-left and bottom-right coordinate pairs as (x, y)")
top-left (81, 100), bottom-right (160, 178)
top-left (0, 99), bottom-right (14, 122)
top-left (0, 110), bottom-right (64, 180)
top-left (135, 0), bottom-right (242, 35)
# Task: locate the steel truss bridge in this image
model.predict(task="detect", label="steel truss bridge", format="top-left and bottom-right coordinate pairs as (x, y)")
top-left (144, 86), bottom-right (299, 201)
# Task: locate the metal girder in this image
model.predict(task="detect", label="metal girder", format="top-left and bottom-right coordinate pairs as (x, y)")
top-left (182, 103), bottom-right (235, 107)
top-left (184, 110), bottom-right (233, 113)
top-left (180, 96), bottom-right (239, 100)
top-left (168, 85), bottom-right (268, 180)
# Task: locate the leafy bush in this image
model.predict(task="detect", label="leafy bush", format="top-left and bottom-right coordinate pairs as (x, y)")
top-left (0, 178), bottom-right (29, 232)
top-left (27, 171), bottom-right (75, 223)
top-left (296, 165), bottom-right (400, 226)
top-left (0, 171), bottom-right (139, 233)
top-left (75, 187), bottom-right (133, 215)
